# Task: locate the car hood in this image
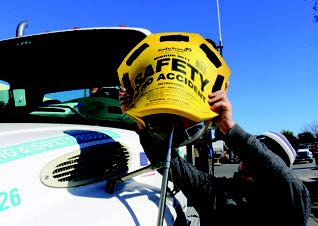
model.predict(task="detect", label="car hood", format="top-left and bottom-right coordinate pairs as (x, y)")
top-left (0, 123), bottom-right (181, 226)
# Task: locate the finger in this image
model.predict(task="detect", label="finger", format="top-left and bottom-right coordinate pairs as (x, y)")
top-left (225, 81), bottom-right (230, 93)
top-left (119, 89), bottom-right (126, 95)
top-left (119, 90), bottom-right (130, 100)
top-left (210, 100), bottom-right (225, 115)
top-left (208, 90), bottom-right (226, 106)
top-left (119, 96), bottom-right (130, 102)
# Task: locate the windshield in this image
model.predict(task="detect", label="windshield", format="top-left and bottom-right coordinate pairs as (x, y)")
top-left (0, 27), bottom-right (150, 131)
top-left (299, 144), bottom-right (309, 149)
top-left (0, 81), bottom-right (138, 130)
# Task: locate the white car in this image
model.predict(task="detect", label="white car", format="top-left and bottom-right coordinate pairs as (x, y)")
top-left (295, 144), bottom-right (314, 164)
top-left (0, 23), bottom-right (188, 226)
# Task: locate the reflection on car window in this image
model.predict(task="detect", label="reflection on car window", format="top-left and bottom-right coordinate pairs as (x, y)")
top-left (0, 83), bottom-right (137, 130)
top-left (0, 80), bottom-right (10, 110)
top-left (39, 87), bottom-right (137, 130)
top-left (44, 89), bottom-right (90, 103)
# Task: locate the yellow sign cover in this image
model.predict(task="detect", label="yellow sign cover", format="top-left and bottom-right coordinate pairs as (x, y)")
top-left (117, 32), bottom-right (231, 126)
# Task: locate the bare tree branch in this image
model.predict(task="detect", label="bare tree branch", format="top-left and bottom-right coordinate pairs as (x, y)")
top-left (305, 0), bottom-right (318, 23)
top-left (302, 120), bottom-right (318, 138)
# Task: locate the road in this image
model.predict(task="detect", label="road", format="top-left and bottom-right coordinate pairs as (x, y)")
top-left (213, 161), bottom-right (318, 225)
top-left (213, 160), bottom-right (318, 178)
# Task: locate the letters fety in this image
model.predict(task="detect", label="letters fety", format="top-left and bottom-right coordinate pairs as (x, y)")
top-left (121, 57), bottom-right (210, 99)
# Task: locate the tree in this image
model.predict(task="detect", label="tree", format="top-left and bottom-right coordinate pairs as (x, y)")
top-left (298, 132), bottom-right (316, 144)
top-left (281, 130), bottom-right (295, 137)
top-left (302, 120), bottom-right (318, 139)
top-left (281, 130), bottom-right (299, 150)
top-left (306, 0), bottom-right (318, 23)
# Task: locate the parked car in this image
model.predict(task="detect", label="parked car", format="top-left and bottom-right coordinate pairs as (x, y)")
top-left (309, 142), bottom-right (318, 160)
top-left (295, 144), bottom-right (314, 164)
top-left (0, 23), bottom-right (187, 226)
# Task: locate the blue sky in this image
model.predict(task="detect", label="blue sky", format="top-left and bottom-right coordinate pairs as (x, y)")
top-left (1, 0), bottom-right (317, 136)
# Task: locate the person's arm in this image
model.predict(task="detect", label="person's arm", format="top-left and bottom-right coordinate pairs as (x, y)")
top-left (168, 82), bottom-right (236, 218)
top-left (208, 82), bottom-right (305, 187)
top-left (209, 82), bottom-right (310, 225)
top-left (224, 124), bottom-right (295, 178)
top-left (209, 82), bottom-right (311, 225)
top-left (208, 83), bottom-right (303, 181)
top-left (224, 124), bottom-right (311, 226)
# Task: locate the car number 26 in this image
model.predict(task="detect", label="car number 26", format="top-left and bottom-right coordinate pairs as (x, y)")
top-left (0, 188), bottom-right (21, 211)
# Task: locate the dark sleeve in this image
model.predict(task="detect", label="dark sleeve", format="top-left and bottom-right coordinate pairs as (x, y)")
top-left (169, 154), bottom-right (219, 217)
top-left (138, 127), bottom-right (220, 216)
top-left (224, 124), bottom-right (311, 226)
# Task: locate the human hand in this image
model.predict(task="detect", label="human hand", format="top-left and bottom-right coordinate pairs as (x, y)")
top-left (208, 81), bottom-right (235, 135)
top-left (119, 87), bottom-right (132, 112)
top-left (119, 87), bottom-right (146, 130)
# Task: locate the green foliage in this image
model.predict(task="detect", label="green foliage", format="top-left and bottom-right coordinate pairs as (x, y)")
top-left (281, 130), bottom-right (294, 137)
top-left (281, 130), bottom-right (299, 150)
top-left (298, 132), bottom-right (316, 144)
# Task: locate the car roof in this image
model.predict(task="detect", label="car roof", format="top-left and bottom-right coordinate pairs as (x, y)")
top-left (0, 27), bottom-right (151, 94)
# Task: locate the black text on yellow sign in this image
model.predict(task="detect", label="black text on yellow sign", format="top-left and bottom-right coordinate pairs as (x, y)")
top-left (121, 57), bottom-right (213, 102)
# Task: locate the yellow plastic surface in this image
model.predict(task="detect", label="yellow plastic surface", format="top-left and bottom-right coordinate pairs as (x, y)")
top-left (117, 32), bottom-right (231, 126)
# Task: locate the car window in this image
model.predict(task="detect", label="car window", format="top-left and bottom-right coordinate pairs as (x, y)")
top-left (299, 144), bottom-right (308, 149)
top-left (0, 80), bottom-right (10, 109)
top-left (0, 82), bottom-right (138, 130)
top-left (36, 87), bottom-right (137, 129)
